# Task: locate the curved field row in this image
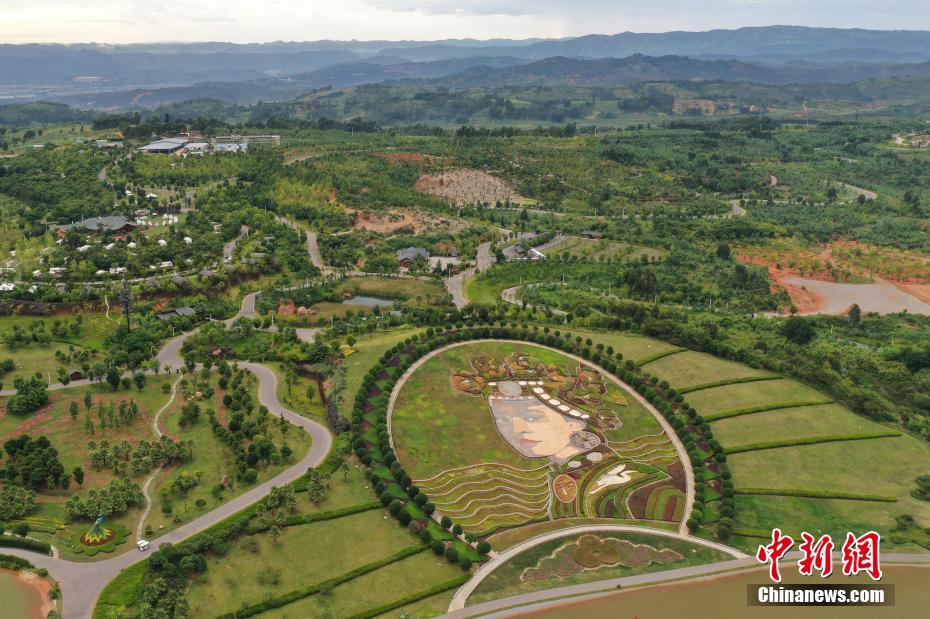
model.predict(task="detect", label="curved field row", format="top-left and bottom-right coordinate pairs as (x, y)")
top-left (432, 484), bottom-right (550, 509)
top-left (438, 493), bottom-right (551, 518)
top-left (426, 476), bottom-right (550, 499)
top-left (608, 431), bottom-right (668, 451)
top-left (416, 462), bottom-right (550, 486)
top-left (643, 350), bottom-right (772, 390)
top-left (618, 446), bottom-right (678, 462)
top-left (705, 399), bottom-right (834, 422)
top-left (419, 465), bottom-right (550, 493)
top-left (455, 503), bottom-right (550, 531)
top-left (613, 438), bottom-right (673, 455)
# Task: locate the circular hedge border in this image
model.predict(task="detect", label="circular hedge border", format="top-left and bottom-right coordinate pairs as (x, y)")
top-left (351, 322), bottom-right (736, 549)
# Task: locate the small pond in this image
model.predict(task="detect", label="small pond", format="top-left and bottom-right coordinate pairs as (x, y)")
top-left (341, 295), bottom-right (396, 307)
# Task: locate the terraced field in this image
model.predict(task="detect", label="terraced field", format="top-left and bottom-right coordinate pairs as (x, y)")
top-left (652, 348), bottom-right (930, 550)
top-left (641, 350), bottom-right (774, 392)
top-left (418, 463), bottom-right (551, 533)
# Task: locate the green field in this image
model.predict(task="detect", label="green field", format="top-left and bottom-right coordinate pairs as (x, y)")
top-left (711, 404), bottom-right (884, 447)
top-left (642, 350), bottom-right (773, 391)
top-left (263, 549), bottom-right (462, 618)
top-left (547, 236), bottom-right (664, 262)
top-left (563, 328), bottom-right (682, 365)
top-left (686, 379), bottom-right (826, 417)
top-left (468, 531), bottom-right (730, 606)
top-left (334, 276), bottom-right (451, 305)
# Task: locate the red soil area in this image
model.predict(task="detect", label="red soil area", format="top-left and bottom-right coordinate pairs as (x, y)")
top-left (380, 153), bottom-right (442, 164)
top-left (738, 255), bottom-right (827, 313)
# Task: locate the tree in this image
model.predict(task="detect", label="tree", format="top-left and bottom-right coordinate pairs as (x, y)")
top-left (134, 373), bottom-right (146, 390)
top-left (305, 384), bottom-right (316, 403)
top-left (782, 316), bottom-right (815, 345)
top-left (69, 401), bottom-right (79, 421)
top-left (716, 243), bottom-right (732, 260)
top-left (84, 391), bottom-right (93, 411)
top-left (305, 467), bottom-right (328, 504)
top-left (106, 367), bottom-right (121, 391)
top-left (0, 485), bottom-right (37, 521)
top-left (73, 466), bottom-right (85, 486)
top-left (7, 377), bottom-right (49, 415)
top-left (848, 303), bottom-right (862, 325)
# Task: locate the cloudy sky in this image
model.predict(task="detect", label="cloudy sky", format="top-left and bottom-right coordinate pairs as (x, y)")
top-left (2, 0), bottom-right (928, 44)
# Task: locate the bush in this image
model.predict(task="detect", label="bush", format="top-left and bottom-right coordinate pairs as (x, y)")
top-left (444, 547), bottom-right (459, 563)
top-left (476, 540), bottom-right (491, 554)
top-left (459, 558), bottom-right (473, 570)
top-left (431, 541), bottom-right (445, 555)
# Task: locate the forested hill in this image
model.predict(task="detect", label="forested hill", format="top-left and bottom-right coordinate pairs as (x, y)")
top-left (433, 55), bottom-right (930, 88)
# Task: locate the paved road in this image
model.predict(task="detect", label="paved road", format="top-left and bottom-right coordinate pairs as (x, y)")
top-left (448, 524), bottom-right (746, 612)
top-left (1, 291), bottom-right (333, 618)
top-left (450, 550), bottom-right (930, 617)
top-left (223, 224), bottom-right (249, 261)
top-left (274, 215), bottom-right (328, 272)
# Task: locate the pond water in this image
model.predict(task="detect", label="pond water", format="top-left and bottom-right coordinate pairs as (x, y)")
top-left (524, 564), bottom-right (930, 619)
top-left (0, 569), bottom-right (38, 619)
top-left (341, 295), bottom-right (395, 307)
top-left (784, 277), bottom-right (930, 316)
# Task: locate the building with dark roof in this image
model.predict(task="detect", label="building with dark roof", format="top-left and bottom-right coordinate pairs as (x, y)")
top-left (397, 247), bottom-right (430, 268)
top-left (58, 216), bottom-right (135, 237)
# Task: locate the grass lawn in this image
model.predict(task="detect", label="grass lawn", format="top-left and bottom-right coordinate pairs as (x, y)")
top-left (685, 379), bottom-right (826, 417)
top-left (711, 404), bottom-right (888, 447)
top-left (186, 508), bottom-right (417, 617)
top-left (267, 361), bottom-right (327, 420)
top-left (464, 275), bottom-right (500, 305)
top-left (340, 326), bottom-right (424, 420)
top-left (642, 350), bottom-right (772, 391)
top-left (145, 370), bottom-right (311, 539)
top-left (467, 531), bottom-right (729, 606)
top-left (486, 517), bottom-right (679, 551)
top-left (335, 276), bottom-right (451, 305)
top-left (262, 550), bottom-right (463, 619)
top-left (563, 328), bottom-right (681, 365)
top-left (728, 434), bottom-right (930, 546)
top-left (547, 237), bottom-right (664, 262)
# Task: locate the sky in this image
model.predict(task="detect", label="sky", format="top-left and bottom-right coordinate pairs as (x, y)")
top-left (1, 0), bottom-right (929, 44)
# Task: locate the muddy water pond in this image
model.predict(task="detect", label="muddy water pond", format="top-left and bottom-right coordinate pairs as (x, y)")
top-left (0, 568), bottom-right (47, 619)
top-left (524, 564), bottom-right (930, 619)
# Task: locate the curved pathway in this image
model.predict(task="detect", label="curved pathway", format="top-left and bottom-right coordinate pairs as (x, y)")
top-left (1, 291), bottom-right (334, 619)
top-left (447, 523), bottom-right (746, 612)
top-left (135, 376), bottom-right (182, 541)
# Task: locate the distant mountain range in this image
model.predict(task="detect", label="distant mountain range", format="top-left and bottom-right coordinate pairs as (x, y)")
top-left (2, 26), bottom-right (930, 110)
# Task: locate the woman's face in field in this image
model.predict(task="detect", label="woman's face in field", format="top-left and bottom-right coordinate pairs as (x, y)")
top-left (492, 402), bottom-right (584, 459)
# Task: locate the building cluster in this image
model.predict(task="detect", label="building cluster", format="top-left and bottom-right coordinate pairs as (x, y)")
top-left (137, 134), bottom-right (280, 155)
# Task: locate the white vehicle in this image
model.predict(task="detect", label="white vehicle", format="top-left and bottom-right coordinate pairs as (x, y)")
top-left (136, 539), bottom-right (150, 551)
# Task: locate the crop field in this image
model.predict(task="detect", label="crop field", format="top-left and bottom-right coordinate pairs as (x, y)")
top-left (547, 236), bottom-right (664, 262)
top-left (642, 350), bottom-right (774, 391)
top-left (467, 531), bottom-right (730, 606)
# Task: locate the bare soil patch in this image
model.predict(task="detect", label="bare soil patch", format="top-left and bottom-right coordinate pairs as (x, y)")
top-left (415, 168), bottom-right (532, 206)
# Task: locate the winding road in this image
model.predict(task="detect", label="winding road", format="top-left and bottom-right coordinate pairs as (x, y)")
top-left (1, 291), bottom-right (333, 619)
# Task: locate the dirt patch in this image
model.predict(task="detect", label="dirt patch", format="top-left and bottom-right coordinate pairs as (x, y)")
top-left (415, 168), bottom-right (531, 206)
top-left (15, 570), bottom-right (55, 619)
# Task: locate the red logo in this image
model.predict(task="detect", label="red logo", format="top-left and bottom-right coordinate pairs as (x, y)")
top-left (841, 531), bottom-right (882, 580)
top-left (755, 528), bottom-right (794, 583)
top-left (757, 530), bottom-right (883, 582)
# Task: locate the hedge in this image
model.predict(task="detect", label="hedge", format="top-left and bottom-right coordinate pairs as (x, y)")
top-left (635, 347), bottom-right (687, 367)
top-left (0, 553), bottom-right (33, 570)
top-left (0, 535), bottom-right (51, 555)
top-left (724, 431), bottom-right (901, 454)
top-left (247, 501), bottom-right (381, 533)
top-left (734, 488), bottom-right (897, 502)
top-left (677, 375), bottom-right (781, 394)
top-left (345, 574), bottom-right (471, 619)
top-left (221, 544), bottom-right (428, 618)
top-left (704, 400), bottom-right (834, 421)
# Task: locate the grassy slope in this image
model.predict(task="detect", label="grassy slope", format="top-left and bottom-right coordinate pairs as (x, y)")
top-left (643, 350), bottom-right (772, 391)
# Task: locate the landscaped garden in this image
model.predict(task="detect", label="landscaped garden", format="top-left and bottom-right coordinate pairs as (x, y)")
top-left (467, 530), bottom-right (731, 606)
